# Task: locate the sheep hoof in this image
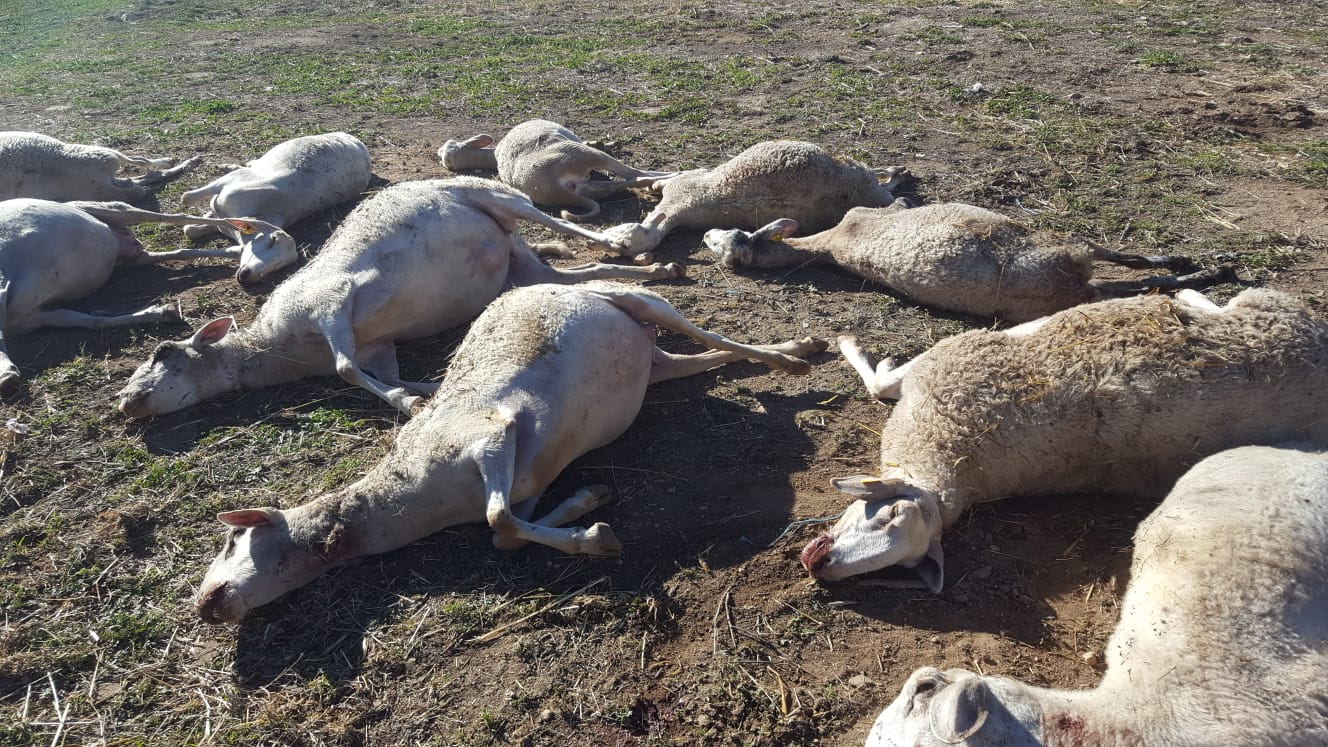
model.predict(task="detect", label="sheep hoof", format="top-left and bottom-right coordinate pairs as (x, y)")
top-left (403, 395), bottom-right (426, 416)
top-left (663, 262), bottom-right (686, 279)
top-left (0, 368), bottom-right (21, 396)
top-left (582, 522), bottom-right (622, 556)
top-left (632, 252), bottom-right (655, 266)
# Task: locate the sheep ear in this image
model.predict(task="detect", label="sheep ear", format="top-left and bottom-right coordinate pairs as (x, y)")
top-left (189, 317), bottom-right (235, 348)
top-left (917, 539), bottom-right (945, 593)
top-left (217, 507), bottom-right (282, 528)
top-left (755, 218), bottom-right (799, 241)
top-left (465, 134), bottom-right (494, 148)
top-left (645, 211), bottom-right (667, 229)
top-left (831, 475), bottom-right (911, 500)
top-left (225, 218), bottom-right (258, 235)
top-left (928, 677), bottom-right (989, 743)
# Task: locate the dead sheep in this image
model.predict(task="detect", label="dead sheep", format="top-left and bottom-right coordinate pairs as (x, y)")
top-left (599, 140), bottom-right (907, 263)
top-left (439, 119), bottom-right (674, 221)
top-left (179, 132), bottom-right (373, 283)
top-left (866, 443), bottom-right (1328, 746)
top-left (115, 177), bottom-right (682, 417)
top-left (704, 202), bottom-right (1234, 322)
top-left (194, 281), bottom-right (826, 624)
top-left (0, 131), bottom-right (200, 203)
top-left (801, 288), bottom-right (1328, 588)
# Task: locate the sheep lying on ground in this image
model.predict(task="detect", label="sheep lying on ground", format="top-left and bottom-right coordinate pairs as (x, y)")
top-left (0, 131), bottom-right (200, 203)
top-left (180, 132), bottom-right (373, 283)
top-left (599, 140), bottom-right (906, 263)
top-left (801, 288), bottom-right (1328, 588)
top-left (866, 444), bottom-right (1328, 746)
top-left (705, 202), bottom-right (1235, 322)
top-left (439, 119), bottom-right (674, 221)
top-left (0, 199), bottom-right (282, 393)
top-left (116, 177), bottom-right (681, 417)
top-left (194, 282), bottom-right (825, 624)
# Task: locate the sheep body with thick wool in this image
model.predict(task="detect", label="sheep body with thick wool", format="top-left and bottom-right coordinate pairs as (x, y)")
top-left (802, 288), bottom-right (1328, 586)
top-left (0, 131), bottom-right (199, 202)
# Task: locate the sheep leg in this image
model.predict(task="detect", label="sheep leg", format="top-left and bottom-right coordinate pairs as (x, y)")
top-left (1090, 266), bottom-right (1237, 297)
top-left (1174, 288), bottom-right (1224, 312)
top-left (22, 302), bottom-right (182, 330)
top-left (317, 315), bottom-right (423, 414)
top-left (129, 246), bottom-right (242, 264)
top-left (593, 288), bottom-right (818, 375)
top-left (558, 194), bottom-right (603, 222)
top-left (180, 175), bottom-right (229, 208)
top-left (467, 188), bottom-right (631, 252)
top-left (476, 416), bottom-right (622, 556)
top-left (0, 278), bottom-right (20, 394)
top-left (360, 341), bottom-right (439, 395)
top-left (68, 201), bottom-right (244, 233)
top-left (838, 335), bottom-right (914, 401)
top-left (649, 338), bottom-right (827, 384)
top-left (1090, 243), bottom-right (1198, 273)
top-left (493, 485), bottom-right (615, 551)
top-left (129, 155), bottom-right (202, 188)
top-left (506, 241), bottom-right (684, 285)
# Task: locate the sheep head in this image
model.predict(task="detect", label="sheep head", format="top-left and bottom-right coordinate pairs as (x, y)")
top-left (438, 134), bottom-right (497, 172)
top-left (868, 667), bottom-right (1044, 747)
top-left (703, 218), bottom-right (799, 268)
top-left (195, 505), bottom-right (355, 625)
top-left (116, 317), bottom-right (238, 418)
top-left (800, 475), bottom-right (945, 589)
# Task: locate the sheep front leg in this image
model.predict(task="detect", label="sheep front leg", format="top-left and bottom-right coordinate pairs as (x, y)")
top-left (505, 240), bottom-right (684, 286)
top-left (22, 303), bottom-right (182, 330)
top-left (492, 485), bottom-right (616, 551)
top-left (473, 416), bottom-right (622, 556)
top-left (838, 335), bottom-right (912, 401)
top-left (0, 278), bottom-right (20, 394)
top-left (317, 315), bottom-right (423, 414)
top-left (648, 338), bottom-right (827, 384)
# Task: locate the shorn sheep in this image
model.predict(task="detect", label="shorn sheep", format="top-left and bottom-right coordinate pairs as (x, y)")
top-left (0, 199), bottom-right (282, 393)
top-left (194, 282), bottom-right (825, 624)
top-left (0, 131), bottom-right (200, 203)
top-left (599, 140), bottom-right (906, 263)
top-left (116, 177), bottom-right (680, 417)
top-left (800, 288), bottom-right (1328, 588)
top-left (439, 119), bottom-right (674, 221)
top-left (179, 132), bottom-right (373, 283)
top-left (704, 202), bottom-right (1234, 322)
top-left (866, 443), bottom-right (1328, 746)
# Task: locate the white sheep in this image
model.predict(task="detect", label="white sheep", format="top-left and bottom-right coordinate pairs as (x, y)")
top-left (801, 288), bottom-right (1328, 588)
top-left (193, 281), bottom-right (826, 624)
top-left (0, 131), bottom-right (200, 203)
top-left (179, 132), bottom-right (373, 283)
top-left (0, 199), bottom-right (281, 392)
top-left (115, 177), bottom-right (683, 417)
top-left (598, 140), bottom-right (906, 263)
top-left (704, 202), bottom-right (1235, 322)
top-left (866, 443), bottom-right (1328, 746)
top-left (439, 119), bottom-right (675, 221)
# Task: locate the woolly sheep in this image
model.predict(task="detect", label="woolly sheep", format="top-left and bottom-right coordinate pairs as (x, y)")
top-left (439, 119), bottom-right (674, 221)
top-left (115, 177), bottom-right (680, 417)
top-left (599, 140), bottom-right (906, 263)
top-left (0, 199), bottom-right (279, 393)
top-left (801, 288), bottom-right (1328, 588)
top-left (194, 281), bottom-right (825, 624)
top-left (867, 443), bottom-right (1328, 746)
top-left (0, 131), bottom-right (200, 203)
top-left (704, 202), bottom-right (1235, 322)
top-left (179, 132), bottom-right (373, 283)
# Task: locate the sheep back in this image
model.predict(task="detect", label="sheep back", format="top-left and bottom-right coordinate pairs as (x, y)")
top-left (883, 289), bottom-right (1328, 520)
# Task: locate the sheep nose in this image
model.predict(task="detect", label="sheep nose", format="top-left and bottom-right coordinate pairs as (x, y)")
top-left (195, 582), bottom-right (231, 625)
top-left (117, 392), bottom-right (148, 417)
top-left (236, 267), bottom-right (254, 284)
top-left (800, 534), bottom-right (834, 576)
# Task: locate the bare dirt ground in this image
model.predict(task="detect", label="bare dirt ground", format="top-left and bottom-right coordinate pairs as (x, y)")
top-left (1, 1), bottom-right (1326, 745)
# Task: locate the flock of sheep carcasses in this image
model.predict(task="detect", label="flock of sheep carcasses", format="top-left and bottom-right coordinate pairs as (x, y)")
top-left (3, 120), bottom-right (1326, 744)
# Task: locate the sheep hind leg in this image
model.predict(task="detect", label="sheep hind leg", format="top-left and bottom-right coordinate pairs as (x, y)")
top-left (838, 335), bottom-right (913, 401)
top-left (596, 288), bottom-right (823, 375)
top-left (1090, 265), bottom-right (1237, 297)
top-left (648, 339), bottom-right (826, 384)
top-left (493, 485), bottom-right (615, 551)
top-left (1091, 243), bottom-right (1199, 273)
top-left (129, 155), bottom-right (202, 188)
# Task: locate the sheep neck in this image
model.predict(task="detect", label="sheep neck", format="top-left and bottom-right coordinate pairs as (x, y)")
top-left (222, 323), bottom-right (337, 391)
